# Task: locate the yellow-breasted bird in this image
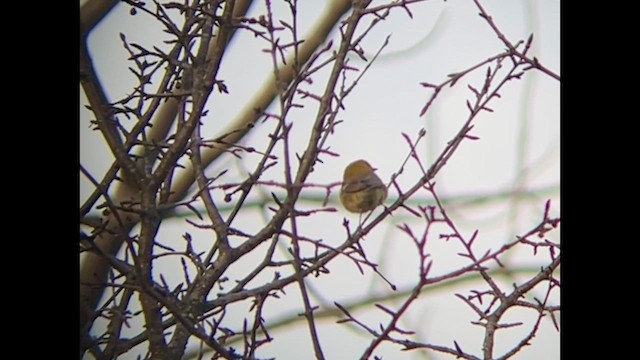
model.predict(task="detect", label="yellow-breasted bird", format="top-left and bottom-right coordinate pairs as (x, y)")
top-left (339, 159), bottom-right (387, 213)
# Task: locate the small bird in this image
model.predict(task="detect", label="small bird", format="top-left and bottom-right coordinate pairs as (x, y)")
top-left (340, 159), bottom-right (387, 213)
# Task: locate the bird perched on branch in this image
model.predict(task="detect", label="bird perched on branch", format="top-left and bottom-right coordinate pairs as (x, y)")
top-left (339, 159), bottom-right (387, 213)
